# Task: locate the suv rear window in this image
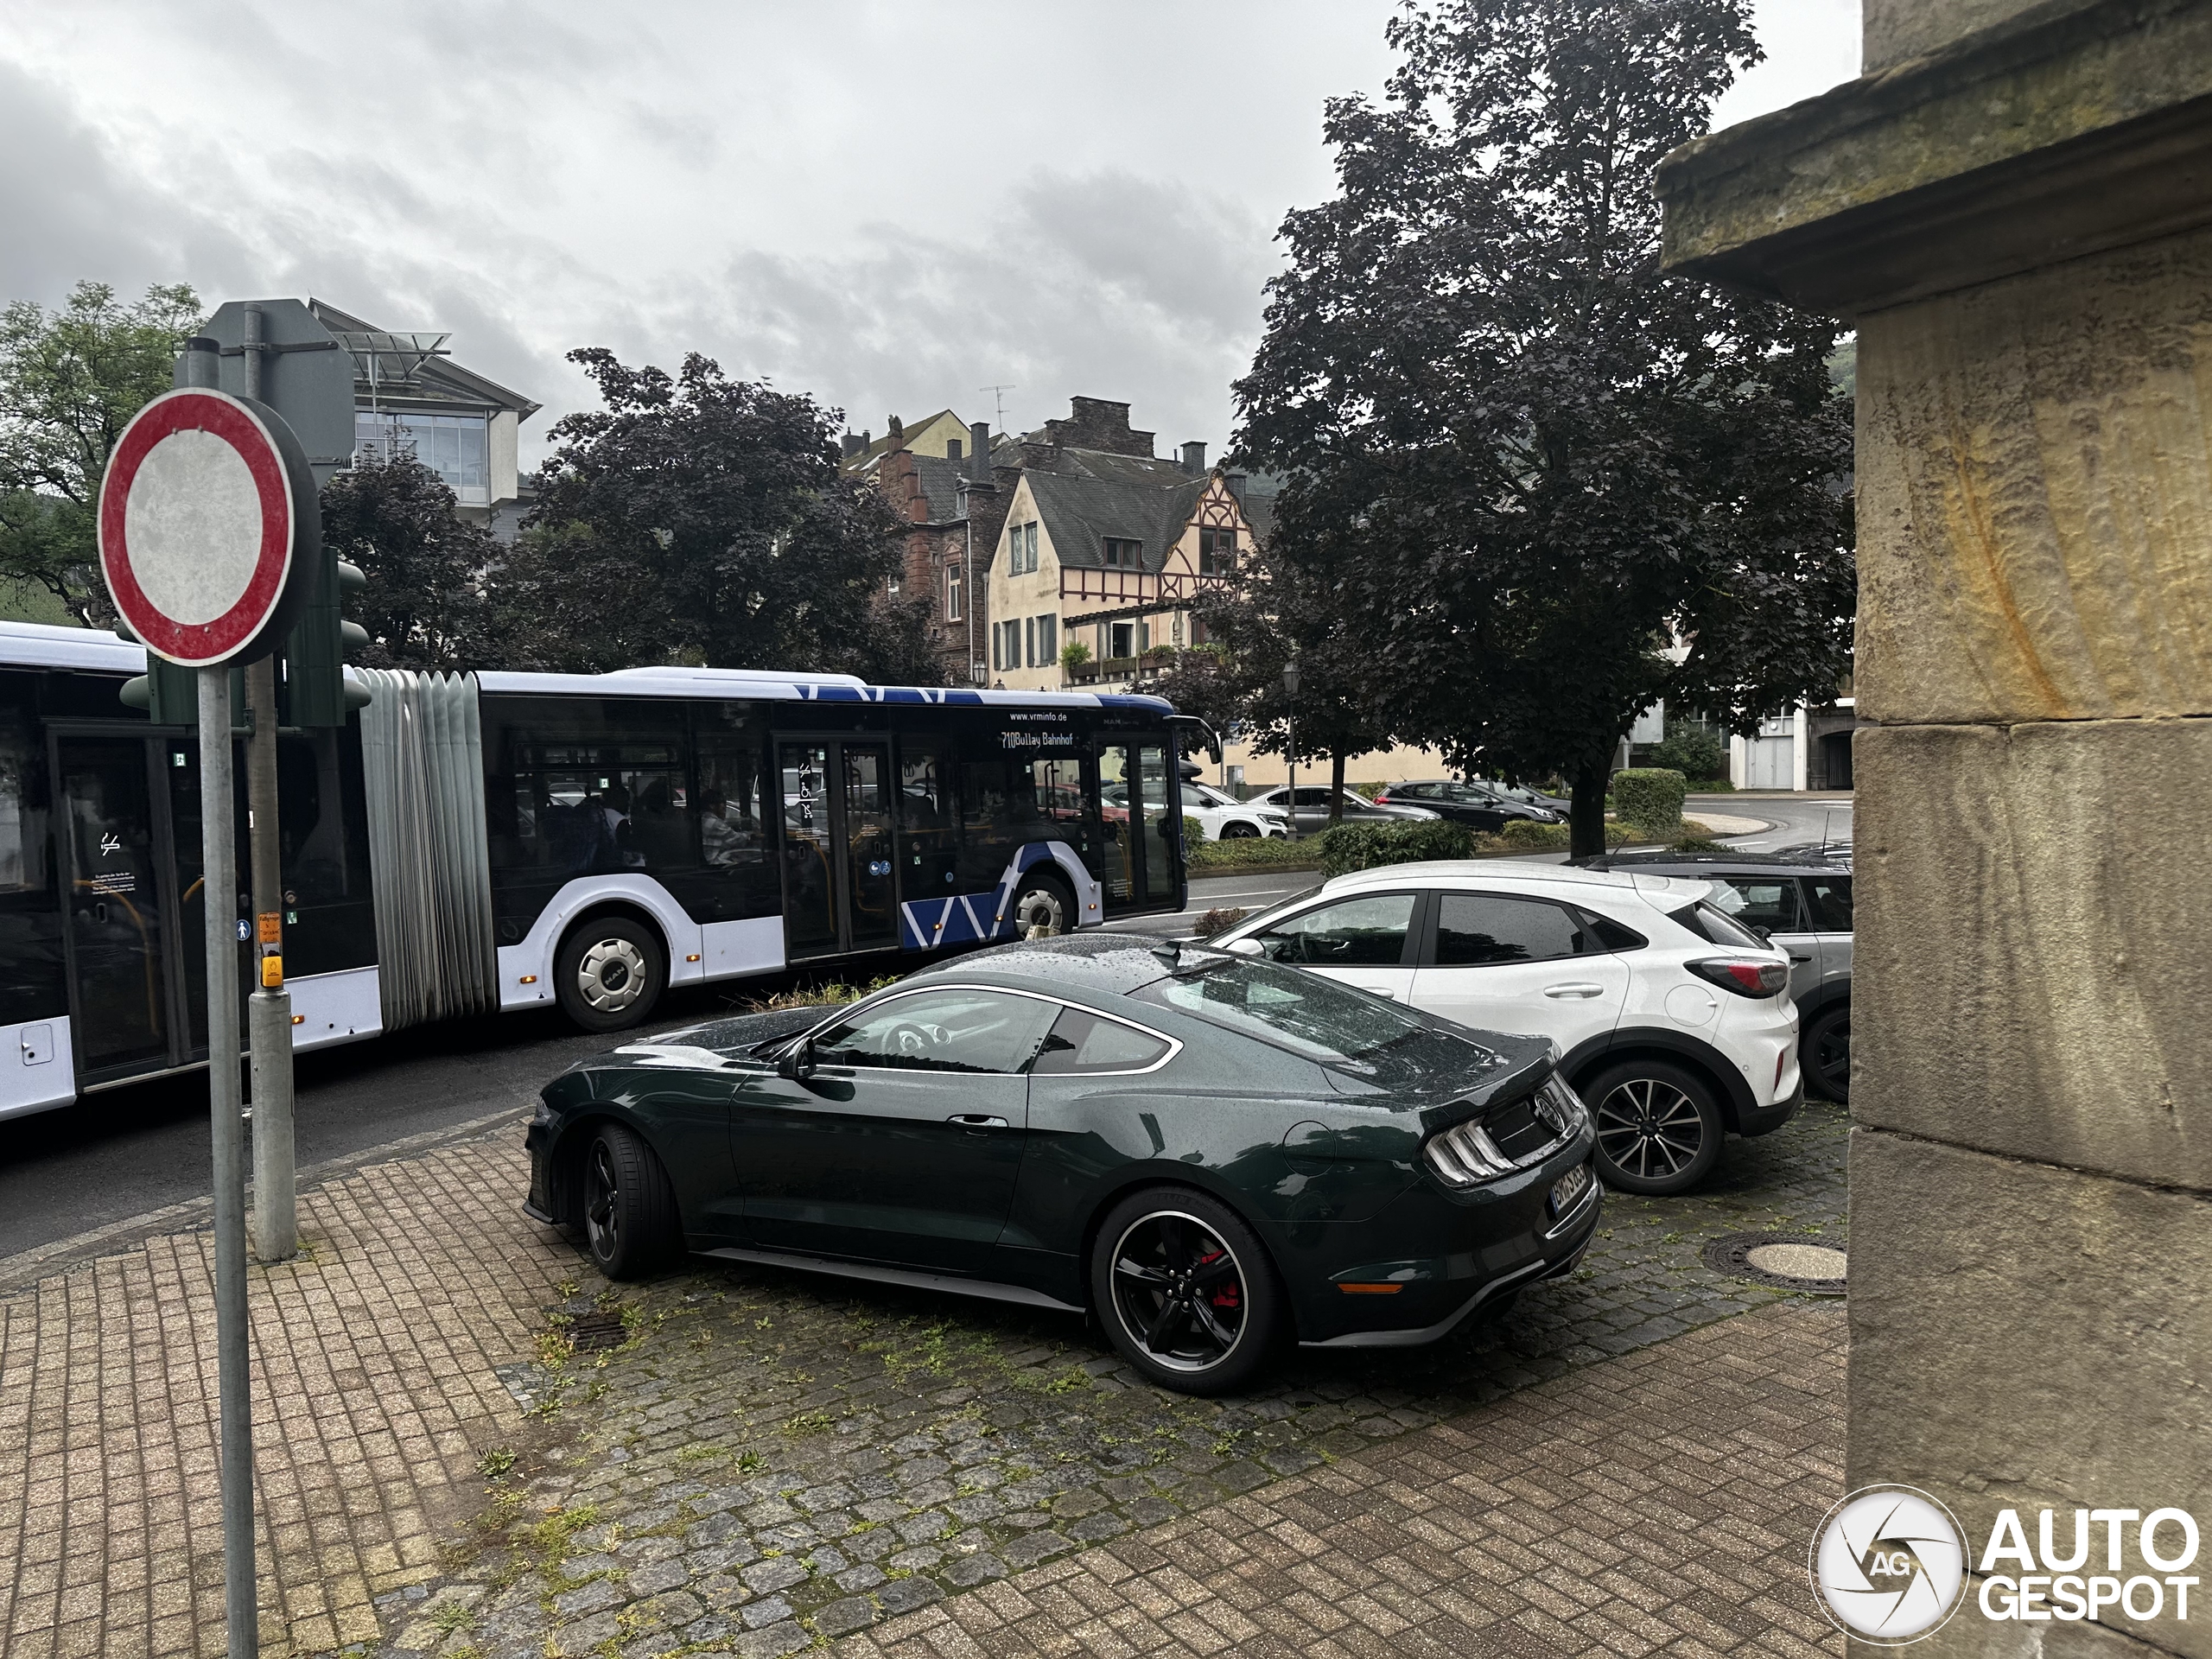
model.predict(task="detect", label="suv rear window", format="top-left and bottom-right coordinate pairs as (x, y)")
top-left (1668, 900), bottom-right (1769, 950)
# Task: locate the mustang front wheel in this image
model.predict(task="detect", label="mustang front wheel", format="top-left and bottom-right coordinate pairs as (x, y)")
top-left (580, 1122), bottom-right (683, 1280)
top-left (1090, 1187), bottom-right (1281, 1395)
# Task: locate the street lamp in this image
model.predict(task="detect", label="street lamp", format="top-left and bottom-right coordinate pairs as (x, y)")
top-left (1282, 661), bottom-right (1300, 841)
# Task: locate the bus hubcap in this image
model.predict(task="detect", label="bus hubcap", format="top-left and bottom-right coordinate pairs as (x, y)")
top-left (1015, 888), bottom-right (1065, 937)
top-left (579, 938), bottom-right (646, 1011)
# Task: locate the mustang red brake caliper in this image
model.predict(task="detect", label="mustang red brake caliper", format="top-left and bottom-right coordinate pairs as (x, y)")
top-left (1198, 1249), bottom-right (1240, 1308)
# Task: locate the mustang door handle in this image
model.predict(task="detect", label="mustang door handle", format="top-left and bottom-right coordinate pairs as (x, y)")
top-left (1542, 982), bottom-right (1606, 998)
top-left (947, 1114), bottom-right (1010, 1130)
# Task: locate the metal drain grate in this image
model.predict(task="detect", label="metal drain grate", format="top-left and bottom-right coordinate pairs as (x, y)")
top-left (1703, 1231), bottom-right (1847, 1295)
top-left (565, 1312), bottom-right (629, 1352)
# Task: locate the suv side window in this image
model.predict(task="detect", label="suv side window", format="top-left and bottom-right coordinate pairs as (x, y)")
top-left (1709, 877), bottom-right (1805, 933)
top-left (1432, 893), bottom-right (1591, 966)
top-left (1804, 874), bottom-right (1853, 931)
top-left (1254, 892), bottom-right (1419, 966)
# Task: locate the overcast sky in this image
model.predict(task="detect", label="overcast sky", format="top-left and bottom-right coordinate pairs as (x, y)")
top-left (0, 0), bottom-right (1859, 467)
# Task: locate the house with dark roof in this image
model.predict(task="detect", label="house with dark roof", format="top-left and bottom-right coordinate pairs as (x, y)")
top-left (982, 398), bottom-right (1253, 692)
top-left (869, 419), bottom-right (1006, 684)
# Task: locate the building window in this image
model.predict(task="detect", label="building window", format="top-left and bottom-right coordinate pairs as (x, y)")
top-left (1199, 524), bottom-right (1237, 576)
top-left (355, 410), bottom-right (490, 502)
top-left (947, 438), bottom-right (963, 462)
top-left (1103, 537), bottom-right (1141, 568)
top-left (1034, 613), bottom-right (1057, 666)
top-left (944, 563), bottom-right (962, 620)
top-left (1109, 621), bottom-right (1135, 659)
top-left (1007, 522), bottom-right (1039, 575)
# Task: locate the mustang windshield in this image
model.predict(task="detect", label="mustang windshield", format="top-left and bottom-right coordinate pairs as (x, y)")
top-left (1136, 957), bottom-right (1497, 1080)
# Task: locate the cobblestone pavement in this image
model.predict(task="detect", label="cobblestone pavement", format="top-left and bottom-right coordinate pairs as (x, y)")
top-left (373, 1099), bottom-right (1847, 1658)
top-left (0, 1089), bottom-right (1846, 1659)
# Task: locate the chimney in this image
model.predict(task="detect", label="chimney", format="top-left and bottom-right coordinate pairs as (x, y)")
top-left (1181, 441), bottom-right (1206, 476)
top-left (1225, 472), bottom-right (1247, 501)
top-left (841, 433), bottom-right (864, 459)
top-left (969, 422), bottom-right (991, 484)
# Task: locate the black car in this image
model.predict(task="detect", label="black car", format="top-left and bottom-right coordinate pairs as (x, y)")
top-left (1371, 780), bottom-right (1562, 832)
top-left (1573, 851), bottom-right (1853, 1101)
top-left (523, 936), bottom-right (1601, 1394)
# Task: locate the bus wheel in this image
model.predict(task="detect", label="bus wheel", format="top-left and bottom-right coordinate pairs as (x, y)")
top-left (1009, 873), bottom-right (1071, 938)
top-left (556, 914), bottom-right (665, 1032)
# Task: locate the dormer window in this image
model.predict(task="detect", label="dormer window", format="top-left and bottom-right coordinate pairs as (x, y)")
top-left (1103, 537), bottom-right (1141, 568)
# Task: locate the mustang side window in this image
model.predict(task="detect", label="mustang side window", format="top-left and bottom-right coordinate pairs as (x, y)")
top-left (810, 988), bottom-right (1058, 1073)
top-left (1031, 1007), bottom-right (1171, 1074)
top-left (1254, 893), bottom-right (1416, 967)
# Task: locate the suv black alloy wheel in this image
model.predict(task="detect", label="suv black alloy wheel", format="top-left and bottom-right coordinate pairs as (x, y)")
top-left (1586, 1059), bottom-right (1724, 1195)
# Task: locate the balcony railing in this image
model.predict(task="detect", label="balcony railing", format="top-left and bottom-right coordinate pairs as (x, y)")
top-left (1058, 565), bottom-right (1230, 624)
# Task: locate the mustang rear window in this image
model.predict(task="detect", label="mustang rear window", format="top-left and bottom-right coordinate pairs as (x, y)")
top-left (1136, 957), bottom-right (1492, 1078)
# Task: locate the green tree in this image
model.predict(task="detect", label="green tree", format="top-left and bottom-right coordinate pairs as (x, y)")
top-left (321, 453), bottom-right (503, 670)
top-left (1152, 520), bottom-right (1398, 823)
top-left (1235, 0), bottom-right (1853, 855)
top-left (502, 348), bottom-right (944, 683)
top-left (0, 282), bottom-right (203, 624)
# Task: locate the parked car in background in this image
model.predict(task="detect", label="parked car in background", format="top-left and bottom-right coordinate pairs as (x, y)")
top-left (1249, 785), bottom-right (1441, 835)
top-left (1469, 779), bottom-right (1573, 815)
top-left (1211, 861), bottom-right (1801, 1195)
top-left (1169, 780), bottom-right (1291, 840)
top-left (1573, 852), bottom-right (1853, 1102)
top-left (1371, 780), bottom-right (1562, 830)
top-left (524, 935), bottom-right (1600, 1393)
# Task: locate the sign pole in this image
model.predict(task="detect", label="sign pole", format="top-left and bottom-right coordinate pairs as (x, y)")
top-left (201, 665), bottom-right (260, 1659)
top-left (245, 656), bottom-right (296, 1262)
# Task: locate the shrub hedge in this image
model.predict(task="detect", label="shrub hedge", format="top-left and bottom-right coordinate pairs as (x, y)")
top-left (1315, 819), bottom-right (1478, 877)
top-left (1185, 836), bottom-right (1323, 873)
top-left (1611, 768), bottom-right (1688, 837)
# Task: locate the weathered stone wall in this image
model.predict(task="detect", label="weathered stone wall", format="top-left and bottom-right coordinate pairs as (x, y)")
top-left (1659, 3), bottom-right (2212, 1653)
top-left (1863, 0), bottom-right (2090, 72)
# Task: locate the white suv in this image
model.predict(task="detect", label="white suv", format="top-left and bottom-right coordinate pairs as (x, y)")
top-left (1211, 860), bottom-right (1801, 1195)
top-left (1113, 780), bottom-right (1289, 839)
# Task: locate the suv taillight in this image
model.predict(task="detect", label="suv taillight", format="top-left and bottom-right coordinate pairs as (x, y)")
top-left (1688, 958), bottom-right (1789, 998)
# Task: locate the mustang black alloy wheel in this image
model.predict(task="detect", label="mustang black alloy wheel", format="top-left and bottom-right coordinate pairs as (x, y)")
top-left (1090, 1187), bottom-right (1281, 1395)
top-left (1586, 1059), bottom-right (1723, 1196)
top-left (580, 1122), bottom-right (682, 1280)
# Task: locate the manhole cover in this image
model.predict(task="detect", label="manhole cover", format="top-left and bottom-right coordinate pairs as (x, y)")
top-left (1703, 1231), bottom-right (1847, 1295)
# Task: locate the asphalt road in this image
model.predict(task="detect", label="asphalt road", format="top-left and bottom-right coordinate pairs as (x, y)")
top-left (1696, 791), bottom-right (1853, 854)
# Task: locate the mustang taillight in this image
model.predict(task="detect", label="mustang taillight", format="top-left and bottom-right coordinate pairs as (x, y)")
top-left (1688, 957), bottom-right (1789, 998)
top-left (1423, 1075), bottom-right (1586, 1188)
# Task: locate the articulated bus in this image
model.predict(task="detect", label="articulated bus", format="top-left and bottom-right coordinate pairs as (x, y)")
top-left (0, 620), bottom-right (1197, 1119)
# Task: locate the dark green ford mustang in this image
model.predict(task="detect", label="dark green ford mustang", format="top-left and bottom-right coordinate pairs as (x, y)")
top-left (524, 936), bottom-right (1600, 1393)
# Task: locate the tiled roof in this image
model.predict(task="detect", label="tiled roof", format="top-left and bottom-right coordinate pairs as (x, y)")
top-left (909, 454), bottom-right (970, 524)
top-left (1027, 469), bottom-right (1206, 573)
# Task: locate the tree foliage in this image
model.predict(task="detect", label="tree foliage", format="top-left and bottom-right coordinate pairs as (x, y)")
top-left (0, 281), bottom-right (203, 624)
top-left (1234, 0), bottom-right (1853, 853)
top-left (321, 453), bottom-right (503, 670)
top-left (1150, 506), bottom-right (1399, 819)
top-left (503, 349), bottom-right (942, 683)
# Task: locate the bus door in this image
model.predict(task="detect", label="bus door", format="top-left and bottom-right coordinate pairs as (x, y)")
top-left (776, 738), bottom-right (898, 959)
top-left (49, 730), bottom-right (206, 1082)
top-left (1097, 738), bottom-right (1180, 913)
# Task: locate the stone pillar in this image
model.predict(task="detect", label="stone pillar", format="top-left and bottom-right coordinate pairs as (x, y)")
top-left (1658, 4), bottom-right (2212, 1653)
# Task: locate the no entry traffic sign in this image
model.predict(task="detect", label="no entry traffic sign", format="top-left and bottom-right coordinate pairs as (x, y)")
top-left (98, 387), bottom-right (320, 667)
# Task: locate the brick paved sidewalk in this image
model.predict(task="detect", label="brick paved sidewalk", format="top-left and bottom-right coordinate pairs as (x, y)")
top-left (0, 1101), bottom-right (1848, 1659)
top-left (0, 1122), bottom-right (567, 1659)
top-left (831, 1300), bottom-right (1846, 1659)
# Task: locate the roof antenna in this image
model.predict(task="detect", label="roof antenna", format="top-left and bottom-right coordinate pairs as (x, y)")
top-left (979, 383), bottom-right (1016, 429)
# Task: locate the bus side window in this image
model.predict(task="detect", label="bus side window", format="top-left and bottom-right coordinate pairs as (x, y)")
top-left (958, 757), bottom-right (1014, 887)
top-left (0, 699), bottom-right (47, 894)
top-left (899, 742), bottom-right (958, 893)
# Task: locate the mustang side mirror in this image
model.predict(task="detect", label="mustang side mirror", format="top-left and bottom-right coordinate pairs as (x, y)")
top-left (777, 1040), bottom-right (816, 1080)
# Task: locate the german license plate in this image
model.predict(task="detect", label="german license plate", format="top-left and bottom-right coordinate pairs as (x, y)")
top-left (1549, 1163), bottom-right (1592, 1217)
